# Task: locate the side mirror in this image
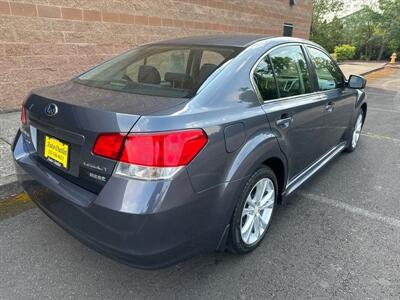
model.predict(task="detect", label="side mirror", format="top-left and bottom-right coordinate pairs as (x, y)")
top-left (348, 74), bottom-right (366, 89)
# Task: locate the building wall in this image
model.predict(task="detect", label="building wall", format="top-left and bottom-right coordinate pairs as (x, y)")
top-left (0, 0), bottom-right (312, 111)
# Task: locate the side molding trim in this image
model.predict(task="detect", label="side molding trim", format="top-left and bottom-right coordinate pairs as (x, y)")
top-left (283, 142), bottom-right (347, 196)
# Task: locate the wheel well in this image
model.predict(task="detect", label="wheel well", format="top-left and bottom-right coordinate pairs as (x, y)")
top-left (262, 157), bottom-right (285, 204)
top-left (361, 103), bottom-right (367, 124)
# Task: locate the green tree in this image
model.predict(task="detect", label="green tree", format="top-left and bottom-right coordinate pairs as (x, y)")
top-left (341, 7), bottom-right (381, 60)
top-left (311, 0), bottom-right (400, 60)
top-left (310, 0), bottom-right (345, 53)
top-left (378, 0), bottom-right (400, 56)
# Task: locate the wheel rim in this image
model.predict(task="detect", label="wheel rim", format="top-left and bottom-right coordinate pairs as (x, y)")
top-left (352, 113), bottom-right (363, 148)
top-left (240, 178), bottom-right (275, 245)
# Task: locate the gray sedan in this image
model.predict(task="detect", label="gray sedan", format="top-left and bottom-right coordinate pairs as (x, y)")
top-left (13, 35), bottom-right (367, 269)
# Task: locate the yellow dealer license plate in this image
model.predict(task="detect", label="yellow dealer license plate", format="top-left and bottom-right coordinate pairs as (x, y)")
top-left (44, 135), bottom-right (69, 169)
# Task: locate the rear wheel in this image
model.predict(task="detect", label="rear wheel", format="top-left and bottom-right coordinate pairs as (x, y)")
top-left (229, 167), bottom-right (277, 254)
top-left (345, 110), bottom-right (364, 153)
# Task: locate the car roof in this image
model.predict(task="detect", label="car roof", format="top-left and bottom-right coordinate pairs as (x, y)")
top-left (150, 34), bottom-right (274, 48)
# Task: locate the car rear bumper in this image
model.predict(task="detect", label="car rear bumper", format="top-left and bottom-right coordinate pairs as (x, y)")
top-left (13, 131), bottom-right (244, 269)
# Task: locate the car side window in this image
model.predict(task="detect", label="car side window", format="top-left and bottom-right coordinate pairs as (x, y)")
top-left (307, 47), bottom-right (344, 90)
top-left (253, 55), bottom-right (279, 100)
top-left (269, 45), bottom-right (312, 98)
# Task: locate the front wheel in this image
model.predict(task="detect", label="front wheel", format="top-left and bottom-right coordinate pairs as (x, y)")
top-left (228, 167), bottom-right (277, 254)
top-left (345, 110), bottom-right (364, 153)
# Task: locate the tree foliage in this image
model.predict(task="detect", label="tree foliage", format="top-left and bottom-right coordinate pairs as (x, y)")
top-left (310, 0), bottom-right (400, 60)
top-left (378, 0), bottom-right (400, 53)
top-left (310, 0), bottom-right (344, 53)
top-left (341, 7), bottom-right (382, 60)
top-left (334, 44), bottom-right (356, 61)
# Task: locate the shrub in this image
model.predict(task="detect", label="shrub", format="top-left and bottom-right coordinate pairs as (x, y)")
top-left (334, 45), bottom-right (356, 61)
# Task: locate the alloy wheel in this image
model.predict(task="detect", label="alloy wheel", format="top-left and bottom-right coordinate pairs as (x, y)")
top-left (352, 113), bottom-right (363, 148)
top-left (240, 178), bottom-right (275, 245)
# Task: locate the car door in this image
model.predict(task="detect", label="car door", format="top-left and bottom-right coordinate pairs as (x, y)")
top-left (305, 46), bottom-right (356, 151)
top-left (253, 44), bottom-right (330, 180)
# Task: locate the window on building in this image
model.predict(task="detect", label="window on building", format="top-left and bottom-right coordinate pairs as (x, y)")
top-left (283, 23), bottom-right (293, 37)
top-left (269, 45), bottom-right (312, 98)
top-left (307, 47), bottom-right (344, 90)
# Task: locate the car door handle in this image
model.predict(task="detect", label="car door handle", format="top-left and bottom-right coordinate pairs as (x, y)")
top-left (276, 116), bottom-right (293, 128)
top-left (325, 101), bottom-right (335, 112)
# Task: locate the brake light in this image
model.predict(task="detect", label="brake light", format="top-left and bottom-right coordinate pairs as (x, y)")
top-left (93, 133), bottom-right (126, 160)
top-left (120, 130), bottom-right (207, 167)
top-left (21, 105), bottom-right (27, 125)
top-left (92, 129), bottom-right (208, 180)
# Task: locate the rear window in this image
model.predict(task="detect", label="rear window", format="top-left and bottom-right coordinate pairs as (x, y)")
top-left (76, 45), bottom-right (240, 98)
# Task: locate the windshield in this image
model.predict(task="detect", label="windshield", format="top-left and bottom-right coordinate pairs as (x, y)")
top-left (76, 44), bottom-right (240, 98)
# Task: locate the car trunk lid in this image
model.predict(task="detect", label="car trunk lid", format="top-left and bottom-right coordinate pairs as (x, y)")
top-left (24, 80), bottom-right (188, 194)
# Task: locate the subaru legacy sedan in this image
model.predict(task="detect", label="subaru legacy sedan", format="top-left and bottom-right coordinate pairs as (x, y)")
top-left (13, 35), bottom-right (367, 269)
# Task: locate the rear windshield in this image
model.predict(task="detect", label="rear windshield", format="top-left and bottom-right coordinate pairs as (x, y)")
top-left (75, 44), bottom-right (240, 98)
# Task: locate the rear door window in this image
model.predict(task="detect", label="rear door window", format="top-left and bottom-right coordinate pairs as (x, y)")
top-left (307, 47), bottom-right (344, 90)
top-left (269, 45), bottom-right (312, 98)
top-left (253, 55), bottom-right (279, 101)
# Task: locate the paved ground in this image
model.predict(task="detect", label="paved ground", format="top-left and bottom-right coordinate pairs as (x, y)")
top-left (339, 61), bottom-right (387, 78)
top-left (0, 111), bottom-right (20, 197)
top-left (1, 68), bottom-right (400, 299)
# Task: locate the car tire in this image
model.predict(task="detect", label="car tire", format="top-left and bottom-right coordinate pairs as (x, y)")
top-left (345, 109), bottom-right (364, 153)
top-left (228, 166), bottom-right (277, 254)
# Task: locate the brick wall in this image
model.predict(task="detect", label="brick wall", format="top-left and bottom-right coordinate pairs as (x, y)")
top-left (0, 0), bottom-right (312, 111)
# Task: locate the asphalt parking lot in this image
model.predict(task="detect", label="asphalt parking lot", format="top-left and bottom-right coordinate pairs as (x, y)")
top-left (1, 68), bottom-right (400, 299)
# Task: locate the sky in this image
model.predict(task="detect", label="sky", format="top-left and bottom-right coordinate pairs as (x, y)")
top-left (325, 0), bottom-right (379, 20)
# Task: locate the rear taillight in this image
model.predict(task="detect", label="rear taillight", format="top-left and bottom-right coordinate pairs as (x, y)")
top-left (120, 130), bottom-right (208, 167)
top-left (93, 133), bottom-right (126, 160)
top-left (21, 105), bottom-right (27, 125)
top-left (92, 129), bottom-right (208, 180)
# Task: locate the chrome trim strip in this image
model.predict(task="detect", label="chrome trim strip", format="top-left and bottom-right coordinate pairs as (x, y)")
top-left (283, 142), bottom-right (347, 196)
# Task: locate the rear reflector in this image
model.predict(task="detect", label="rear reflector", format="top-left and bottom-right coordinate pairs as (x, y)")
top-left (92, 129), bottom-right (208, 180)
top-left (21, 105), bottom-right (27, 125)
